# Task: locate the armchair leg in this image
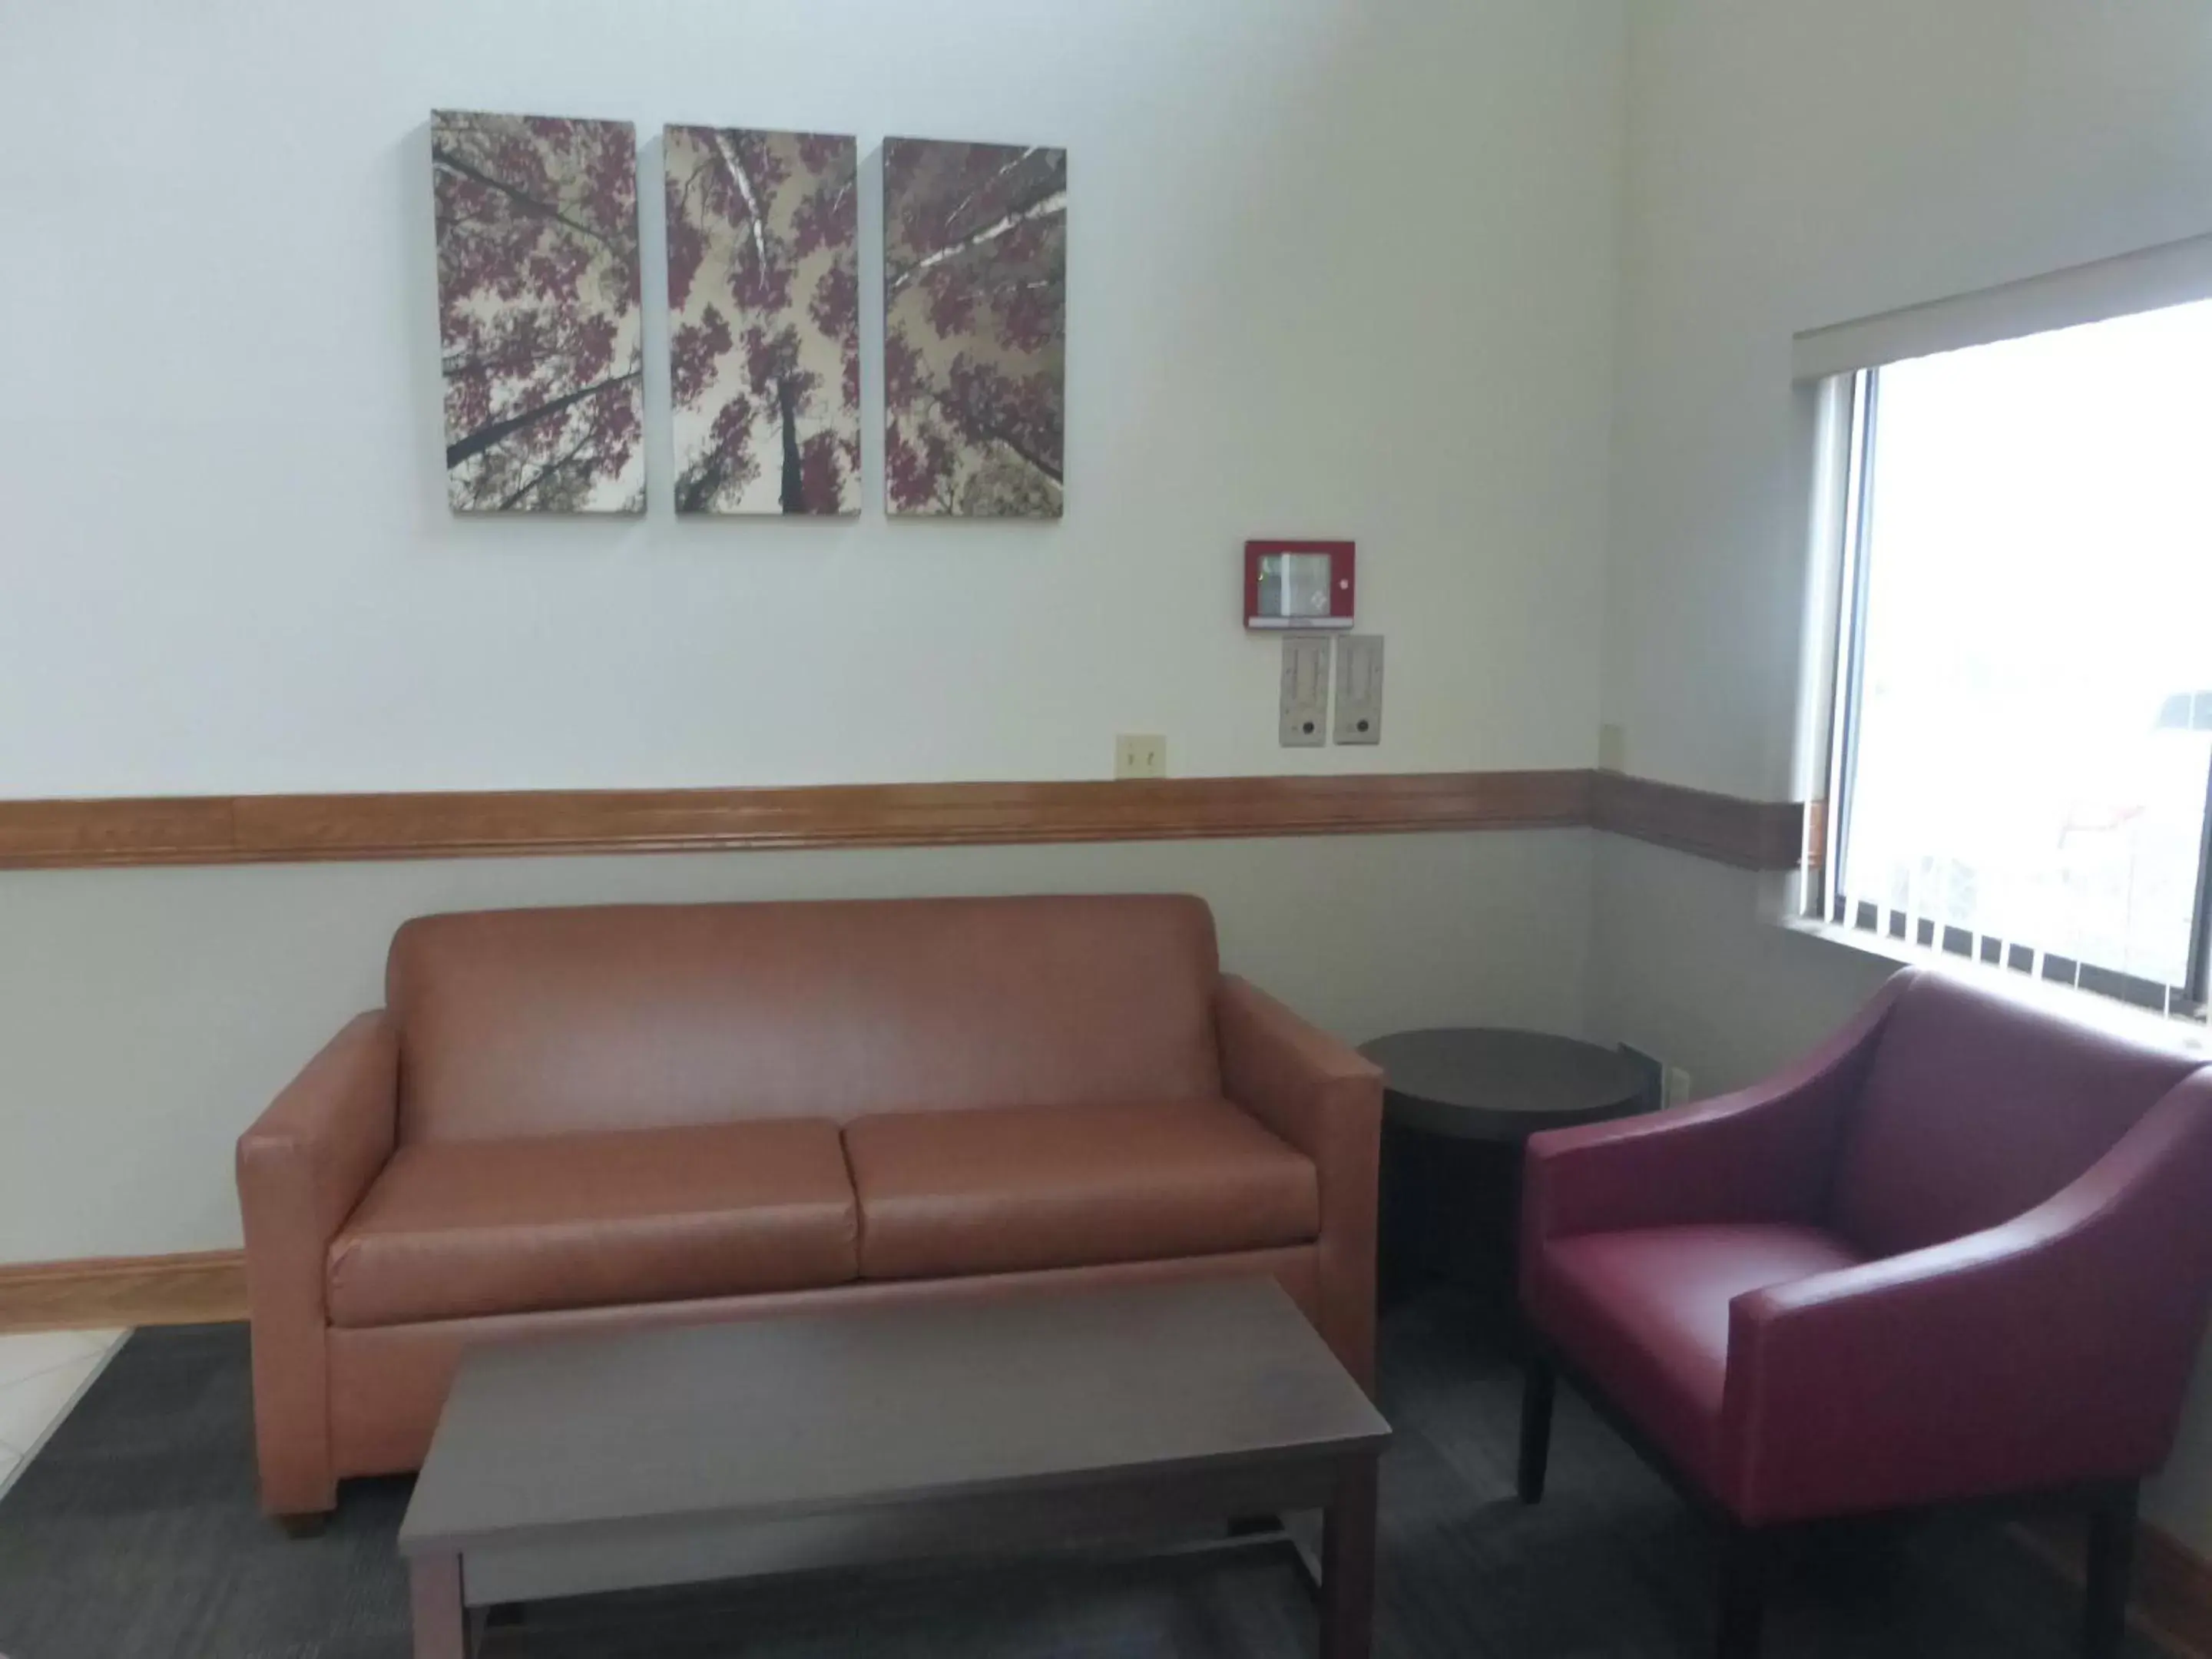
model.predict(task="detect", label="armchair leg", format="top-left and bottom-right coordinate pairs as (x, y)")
top-left (1717, 1524), bottom-right (1767, 1659)
top-left (1517, 1354), bottom-right (1555, 1505)
top-left (2082, 1482), bottom-right (2138, 1659)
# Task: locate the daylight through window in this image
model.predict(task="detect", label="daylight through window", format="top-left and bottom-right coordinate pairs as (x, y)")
top-left (1826, 296), bottom-right (2212, 1018)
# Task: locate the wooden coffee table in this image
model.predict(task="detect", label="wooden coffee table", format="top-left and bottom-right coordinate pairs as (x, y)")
top-left (398, 1278), bottom-right (1390, 1657)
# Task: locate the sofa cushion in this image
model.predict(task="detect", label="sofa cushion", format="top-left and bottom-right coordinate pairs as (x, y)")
top-left (1531, 1224), bottom-right (1863, 1485)
top-left (326, 1119), bottom-right (857, 1328)
top-left (845, 1099), bottom-right (1320, 1281)
top-left (387, 896), bottom-right (1223, 1142)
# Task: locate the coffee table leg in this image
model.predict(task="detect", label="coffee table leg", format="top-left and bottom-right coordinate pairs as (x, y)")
top-left (1320, 1458), bottom-right (1379, 1659)
top-left (409, 1552), bottom-right (469, 1659)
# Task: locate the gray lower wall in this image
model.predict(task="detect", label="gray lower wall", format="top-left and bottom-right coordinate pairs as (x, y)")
top-left (0, 827), bottom-right (1593, 1263)
top-left (18, 820), bottom-right (2206, 1555)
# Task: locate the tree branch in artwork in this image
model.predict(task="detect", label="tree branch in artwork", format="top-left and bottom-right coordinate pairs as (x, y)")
top-left (432, 147), bottom-right (619, 252)
top-left (885, 187), bottom-right (1068, 294)
top-left (432, 111), bottom-right (644, 513)
top-left (945, 146), bottom-right (1039, 233)
top-left (883, 139), bottom-right (1067, 517)
top-left (444, 369), bottom-right (640, 469)
top-left (498, 430), bottom-right (604, 510)
top-left (664, 126), bottom-right (860, 515)
top-left (675, 396), bottom-right (760, 514)
top-left (711, 131), bottom-right (771, 276)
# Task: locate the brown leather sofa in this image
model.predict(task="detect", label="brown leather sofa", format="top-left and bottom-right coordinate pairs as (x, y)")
top-left (236, 893), bottom-right (1382, 1519)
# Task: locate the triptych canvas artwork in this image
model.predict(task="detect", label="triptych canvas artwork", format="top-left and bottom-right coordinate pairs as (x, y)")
top-left (664, 126), bottom-right (862, 515)
top-left (429, 111), bottom-right (1066, 520)
top-left (882, 140), bottom-right (1067, 518)
top-left (431, 112), bottom-right (647, 514)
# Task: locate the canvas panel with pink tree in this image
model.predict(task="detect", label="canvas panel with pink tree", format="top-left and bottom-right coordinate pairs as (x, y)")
top-left (431, 111), bottom-right (645, 514)
top-left (664, 127), bottom-right (861, 515)
top-left (883, 140), bottom-right (1066, 518)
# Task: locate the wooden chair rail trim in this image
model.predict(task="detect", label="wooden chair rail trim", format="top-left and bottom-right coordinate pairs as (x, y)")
top-left (0, 769), bottom-right (1807, 872)
top-left (1590, 770), bottom-right (1810, 871)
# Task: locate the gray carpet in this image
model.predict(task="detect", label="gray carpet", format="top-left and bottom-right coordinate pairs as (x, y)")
top-left (0, 1289), bottom-right (2151, 1658)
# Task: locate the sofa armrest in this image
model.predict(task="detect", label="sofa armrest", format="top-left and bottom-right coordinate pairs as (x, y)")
top-left (1215, 976), bottom-right (1384, 1387)
top-left (1719, 1068), bottom-right (2212, 1522)
top-left (234, 1011), bottom-right (398, 1513)
top-left (1522, 970), bottom-right (1912, 1248)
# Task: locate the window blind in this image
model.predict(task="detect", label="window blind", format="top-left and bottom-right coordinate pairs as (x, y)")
top-left (1792, 230), bottom-right (2212, 382)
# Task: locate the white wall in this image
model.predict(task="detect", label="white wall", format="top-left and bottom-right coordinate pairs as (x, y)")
top-left (0, 2), bottom-right (1627, 1270)
top-left (0, 0), bottom-right (1625, 795)
top-left (1589, 0), bottom-right (2212, 1554)
top-left (1598, 0), bottom-right (2212, 803)
top-left (8, 0), bottom-right (2212, 1562)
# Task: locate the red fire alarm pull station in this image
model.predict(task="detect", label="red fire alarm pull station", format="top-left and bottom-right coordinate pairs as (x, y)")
top-left (1244, 539), bottom-right (1356, 631)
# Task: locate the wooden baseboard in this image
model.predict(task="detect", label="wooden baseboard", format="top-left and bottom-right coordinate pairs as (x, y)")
top-left (0, 1249), bottom-right (247, 1333)
top-left (2016, 1512), bottom-right (2212, 1659)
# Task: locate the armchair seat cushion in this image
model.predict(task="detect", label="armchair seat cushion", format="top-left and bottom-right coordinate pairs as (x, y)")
top-left (326, 1118), bottom-right (858, 1328)
top-left (1531, 1224), bottom-right (1863, 1485)
top-left (846, 1098), bottom-right (1320, 1281)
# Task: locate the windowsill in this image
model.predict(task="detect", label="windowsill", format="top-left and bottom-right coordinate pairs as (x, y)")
top-left (1780, 915), bottom-right (2212, 1062)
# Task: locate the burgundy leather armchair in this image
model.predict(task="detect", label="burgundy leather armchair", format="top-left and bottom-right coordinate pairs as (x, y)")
top-left (1517, 966), bottom-right (2212, 1659)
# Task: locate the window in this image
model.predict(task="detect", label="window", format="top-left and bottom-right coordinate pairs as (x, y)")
top-left (1820, 295), bottom-right (2212, 1021)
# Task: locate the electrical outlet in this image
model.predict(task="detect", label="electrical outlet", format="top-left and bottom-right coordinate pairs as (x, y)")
top-left (1114, 733), bottom-right (1167, 780)
top-left (1280, 637), bottom-right (1330, 747)
top-left (1663, 1065), bottom-right (1694, 1108)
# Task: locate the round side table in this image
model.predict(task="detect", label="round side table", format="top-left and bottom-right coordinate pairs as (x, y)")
top-left (1359, 1028), bottom-right (1648, 1310)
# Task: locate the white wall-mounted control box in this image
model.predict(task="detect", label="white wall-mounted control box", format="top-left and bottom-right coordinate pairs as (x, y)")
top-left (1333, 635), bottom-right (1383, 744)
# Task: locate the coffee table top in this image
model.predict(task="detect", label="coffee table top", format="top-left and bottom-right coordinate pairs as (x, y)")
top-left (1359, 1026), bottom-right (1646, 1142)
top-left (399, 1277), bottom-right (1389, 1557)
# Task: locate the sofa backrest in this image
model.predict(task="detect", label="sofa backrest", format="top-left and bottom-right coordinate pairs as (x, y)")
top-left (386, 894), bottom-right (1224, 1142)
top-left (1826, 970), bottom-right (2199, 1258)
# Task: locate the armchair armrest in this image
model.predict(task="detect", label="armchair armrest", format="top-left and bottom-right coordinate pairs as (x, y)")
top-left (1720, 1068), bottom-right (2212, 1522)
top-left (1522, 969), bottom-right (1912, 1247)
top-left (234, 1011), bottom-right (398, 1513)
top-left (1215, 975), bottom-right (1384, 1387)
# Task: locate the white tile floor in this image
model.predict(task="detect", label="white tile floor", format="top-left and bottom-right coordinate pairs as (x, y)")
top-left (0, 1328), bottom-right (124, 1502)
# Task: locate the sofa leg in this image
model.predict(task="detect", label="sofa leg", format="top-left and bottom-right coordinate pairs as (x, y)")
top-left (2083, 1482), bottom-right (2137, 1659)
top-left (1716, 1523), bottom-right (1767, 1659)
top-left (276, 1512), bottom-right (329, 1540)
top-left (1517, 1353), bottom-right (1555, 1505)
